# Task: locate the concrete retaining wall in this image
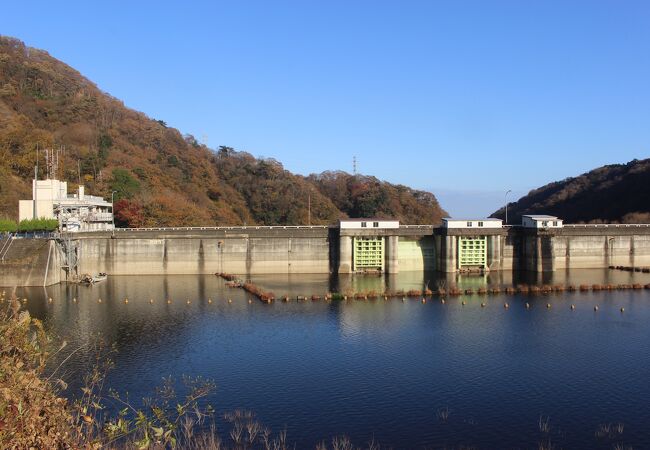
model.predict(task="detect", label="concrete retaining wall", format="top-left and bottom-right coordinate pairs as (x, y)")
top-left (76, 229), bottom-right (331, 277)
top-left (554, 234), bottom-right (650, 269)
top-left (440, 227), bottom-right (650, 273)
top-left (4, 225), bottom-right (650, 286)
top-left (0, 239), bottom-right (63, 287)
top-left (397, 236), bottom-right (435, 271)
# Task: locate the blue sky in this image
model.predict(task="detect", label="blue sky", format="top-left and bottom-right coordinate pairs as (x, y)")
top-left (2, 1), bottom-right (649, 216)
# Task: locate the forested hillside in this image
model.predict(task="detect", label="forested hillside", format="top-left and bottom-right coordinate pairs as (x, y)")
top-left (309, 171), bottom-right (445, 224)
top-left (492, 158), bottom-right (650, 224)
top-left (0, 36), bottom-right (447, 226)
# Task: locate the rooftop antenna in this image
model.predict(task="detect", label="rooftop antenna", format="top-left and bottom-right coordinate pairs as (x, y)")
top-left (44, 147), bottom-right (62, 180)
top-left (61, 145), bottom-right (65, 180)
top-left (54, 147), bottom-right (57, 179)
top-left (353, 156), bottom-right (357, 175)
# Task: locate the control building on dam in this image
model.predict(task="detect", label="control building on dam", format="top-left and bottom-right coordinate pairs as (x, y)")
top-left (3, 216), bottom-right (650, 286)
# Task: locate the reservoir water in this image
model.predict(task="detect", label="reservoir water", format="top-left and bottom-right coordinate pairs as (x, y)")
top-left (11, 269), bottom-right (650, 449)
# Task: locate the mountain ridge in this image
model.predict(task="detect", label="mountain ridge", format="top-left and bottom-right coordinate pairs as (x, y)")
top-left (491, 158), bottom-right (650, 224)
top-left (0, 36), bottom-right (447, 226)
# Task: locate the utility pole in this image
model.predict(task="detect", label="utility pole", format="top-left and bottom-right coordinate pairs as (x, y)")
top-left (33, 145), bottom-right (39, 220)
top-left (33, 165), bottom-right (38, 220)
top-left (505, 189), bottom-right (512, 225)
top-left (111, 191), bottom-right (116, 235)
top-left (308, 192), bottom-right (311, 226)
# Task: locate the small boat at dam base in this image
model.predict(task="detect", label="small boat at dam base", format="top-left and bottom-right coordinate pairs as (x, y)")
top-left (79, 272), bottom-right (107, 285)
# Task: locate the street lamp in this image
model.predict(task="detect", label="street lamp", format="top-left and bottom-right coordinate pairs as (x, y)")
top-left (504, 189), bottom-right (512, 225)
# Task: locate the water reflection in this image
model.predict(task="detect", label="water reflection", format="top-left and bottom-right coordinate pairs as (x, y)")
top-left (249, 268), bottom-right (650, 297)
top-left (8, 269), bottom-right (650, 449)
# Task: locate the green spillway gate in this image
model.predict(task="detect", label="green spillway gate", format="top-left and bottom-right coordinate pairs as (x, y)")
top-left (458, 236), bottom-right (487, 268)
top-left (353, 237), bottom-right (384, 271)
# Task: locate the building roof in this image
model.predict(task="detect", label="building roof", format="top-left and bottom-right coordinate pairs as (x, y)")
top-left (339, 218), bottom-right (398, 222)
top-left (523, 215), bottom-right (560, 219)
top-left (443, 218), bottom-right (502, 222)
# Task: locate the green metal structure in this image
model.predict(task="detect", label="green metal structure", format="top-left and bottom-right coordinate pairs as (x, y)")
top-left (353, 237), bottom-right (384, 271)
top-left (458, 236), bottom-right (487, 268)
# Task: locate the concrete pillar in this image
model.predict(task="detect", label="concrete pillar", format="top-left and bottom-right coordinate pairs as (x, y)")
top-left (450, 236), bottom-right (458, 272)
top-left (440, 235), bottom-right (457, 273)
top-left (540, 235), bottom-right (556, 272)
top-left (488, 235), bottom-right (501, 271)
top-left (385, 235), bottom-right (399, 274)
top-left (338, 235), bottom-right (353, 273)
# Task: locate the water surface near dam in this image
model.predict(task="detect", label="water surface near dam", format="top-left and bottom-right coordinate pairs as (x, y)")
top-left (13, 270), bottom-right (650, 449)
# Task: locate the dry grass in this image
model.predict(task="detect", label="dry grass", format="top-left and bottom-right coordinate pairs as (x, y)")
top-left (0, 294), bottom-right (80, 449)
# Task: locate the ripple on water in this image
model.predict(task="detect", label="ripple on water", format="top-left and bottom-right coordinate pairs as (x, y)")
top-left (15, 273), bottom-right (650, 449)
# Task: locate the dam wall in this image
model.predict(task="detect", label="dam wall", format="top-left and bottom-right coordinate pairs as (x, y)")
top-left (74, 227), bottom-right (331, 277)
top-left (0, 238), bottom-right (63, 287)
top-left (3, 224), bottom-right (650, 286)
top-left (397, 236), bottom-right (436, 272)
top-left (436, 225), bottom-right (650, 273)
top-left (549, 226), bottom-right (650, 270)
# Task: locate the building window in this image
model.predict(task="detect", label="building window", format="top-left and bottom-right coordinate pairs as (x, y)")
top-left (373, 222), bottom-right (379, 227)
top-left (361, 222), bottom-right (367, 228)
top-left (553, 221), bottom-right (558, 226)
top-left (478, 221), bottom-right (484, 227)
top-left (467, 221), bottom-right (473, 227)
top-left (542, 221), bottom-right (548, 227)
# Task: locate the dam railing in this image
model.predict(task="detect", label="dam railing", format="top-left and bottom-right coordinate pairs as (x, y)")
top-left (111, 225), bottom-right (330, 232)
top-left (564, 224), bottom-right (650, 228)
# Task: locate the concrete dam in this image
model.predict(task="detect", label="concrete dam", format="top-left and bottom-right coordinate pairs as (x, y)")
top-left (3, 219), bottom-right (650, 286)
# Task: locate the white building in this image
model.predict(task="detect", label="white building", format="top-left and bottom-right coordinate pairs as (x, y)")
top-left (442, 218), bottom-right (503, 229)
top-left (522, 215), bottom-right (563, 229)
top-left (339, 218), bottom-right (400, 229)
top-left (18, 179), bottom-right (114, 232)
